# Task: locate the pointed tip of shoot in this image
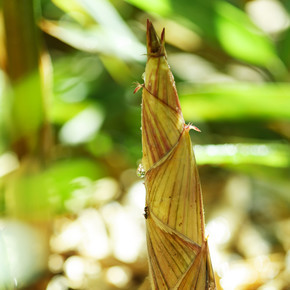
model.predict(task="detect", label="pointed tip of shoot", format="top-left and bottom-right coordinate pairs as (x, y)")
top-left (146, 19), bottom-right (165, 56)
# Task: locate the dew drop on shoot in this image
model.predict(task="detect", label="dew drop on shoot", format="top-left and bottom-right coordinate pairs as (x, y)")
top-left (136, 163), bottom-right (145, 178)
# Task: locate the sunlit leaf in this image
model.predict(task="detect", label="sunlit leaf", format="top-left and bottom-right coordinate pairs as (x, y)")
top-left (44, 0), bottom-right (145, 62)
top-left (5, 158), bottom-right (104, 217)
top-left (5, 73), bottom-right (45, 142)
top-left (214, 1), bottom-right (285, 76)
top-left (179, 83), bottom-right (290, 121)
top-left (45, 158), bottom-right (104, 213)
top-left (194, 143), bottom-right (290, 167)
top-left (125, 0), bottom-right (172, 15)
top-left (59, 105), bottom-right (104, 145)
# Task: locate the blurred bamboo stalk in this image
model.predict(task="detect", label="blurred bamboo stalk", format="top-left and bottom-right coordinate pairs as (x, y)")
top-left (3, 0), bottom-right (40, 81)
top-left (1, 0), bottom-right (53, 220)
top-left (0, 2), bottom-right (52, 288)
top-left (2, 0), bottom-right (51, 160)
top-left (140, 20), bottom-right (216, 289)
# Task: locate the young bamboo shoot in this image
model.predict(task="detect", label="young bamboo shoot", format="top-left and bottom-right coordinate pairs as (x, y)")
top-left (139, 20), bottom-right (216, 289)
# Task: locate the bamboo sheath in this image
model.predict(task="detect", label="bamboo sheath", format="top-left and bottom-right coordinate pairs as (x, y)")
top-left (139, 20), bottom-right (216, 290)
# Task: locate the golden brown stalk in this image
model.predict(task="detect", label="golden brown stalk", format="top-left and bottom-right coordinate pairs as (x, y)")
top-left (139, 20), bottom-right (216, 289)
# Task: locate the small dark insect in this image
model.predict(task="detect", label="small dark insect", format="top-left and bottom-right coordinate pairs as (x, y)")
top-left (144, 206), bottom-right (149, 219)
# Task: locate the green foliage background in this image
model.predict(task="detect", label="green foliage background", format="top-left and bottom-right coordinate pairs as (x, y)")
top-left (0, 0), bottom-right (290, 289)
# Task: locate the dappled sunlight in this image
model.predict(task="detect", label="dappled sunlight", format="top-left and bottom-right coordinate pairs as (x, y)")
top-left (246, 0), bottom-right (290, 34)
top-left (43, 178), bottom-right (147, 288)
top-left (0, 220), bottom-right (48, 288)
top-left (0, 152), bottom-right (19, 177)
top-left (59, 106), bottom-right (104, 145)
top-left (42, 168), bottom-right (289, 288)
top-left (194, 143), bottom-right (289, 167)
top-left (106, 266), bottom-right (132, 288)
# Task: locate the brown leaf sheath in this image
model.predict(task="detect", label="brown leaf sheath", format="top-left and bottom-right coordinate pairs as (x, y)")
top-left (141, 21), bottom-right (184, 172)
top-left (141, 20), bottom-right (216, 289)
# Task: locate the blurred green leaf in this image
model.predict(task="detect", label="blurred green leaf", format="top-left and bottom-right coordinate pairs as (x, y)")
top-left (126, 0), bottom-right (285, 77)
top-left (51, 52), bottom-right (103, 124)
top-left (51, 0), bottom-right (94, 24)
top-left (100, 55), bottom-right (133, 85)
top-left (44, 0), bottom-right (145, 62)
top-left (179, 83), bottom-right (290, 121)
top-left (214, 1), bottom-right (285, 76)
top-left (278, 28), bottom-right (290, 68)
top-left (195, 143), bottom-right (290, 167)
top-left (125, 0), bottom-right (172, 15)
top-left (50, 98), bottom-right (91, 124)
top-left (3, 73), bottom-right (45, 145)
top-left (86, 132), bottom-right (113, 157)
top-left (59, 104), bottom-right (104, 145)
top-left (45, 158), bottom-right (104, 213)
top-left (5, 158), bottom-right (104, 217)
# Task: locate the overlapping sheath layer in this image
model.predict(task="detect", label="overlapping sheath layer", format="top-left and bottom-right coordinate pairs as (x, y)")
top-left (141, 20), bottom-right (216, 289)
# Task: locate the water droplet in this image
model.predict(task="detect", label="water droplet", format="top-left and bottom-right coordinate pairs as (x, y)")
top-left (136, 163), bottom-right (145, 178)
top-left (142, 72), bottom-right (146, 81)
